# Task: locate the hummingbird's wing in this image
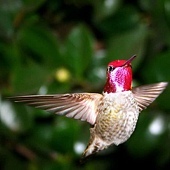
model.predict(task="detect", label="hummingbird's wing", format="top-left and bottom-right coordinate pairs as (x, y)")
top-left (9, 93), bottom-right (103, 125)
top-left (132, 82), bottom-right (168, 111)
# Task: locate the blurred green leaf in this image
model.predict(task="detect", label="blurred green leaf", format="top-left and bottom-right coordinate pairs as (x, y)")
top-left (139, 0), bottom-right (153, 11)
top-left (0, 147), bottom-right (27, 170)
top-left (0, 43), bottom-right (20, 93)
top-left (105, 24), bottom-right (148, 70)
top-left (18, 25), bottom-right (62, 69)
top-left (98, 6), bottom-right (140, 37)
top-left (165, 0), bottom-right (170, 25)
top-left (0, 0), bottom-right (22, 12)
top-left (12, 63), bottom-right (48, 94)
top-left (51, 117), bottom-right (80, 154)
top-left (26, 124), bottom-right (54, 152)
top-left (126, 112), bottom-right (168, 157)
top-left (157, 86), bottom-right (170, 110)
top-left (150, 0), bottom-right (170, 47)
top-left (47, 80), bottom-right (71, 94)
top-left (63, 24), bottom-right (94, 80)
top-left (1, 100), bottom-right (33, 132)
top-left (141, 52), bottom-right (170, 83)
top-left (141, 52), bottom-right (170, 110)
top-left (22, 0), bottom-right (46, 11)
top-left (86, 49), bottom-right (106, 90)
top-left (0, 42), bottom-right (20, 68)
top-left (37, 159), bottom-right (74, 170)
top-left (0, 10), bottom-right (14, 39)
top-left (93, 0), bottom-right (121, 21)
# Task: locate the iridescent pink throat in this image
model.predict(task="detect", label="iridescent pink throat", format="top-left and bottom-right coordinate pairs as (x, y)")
top-left (103, 67), bottom-right (132, 93)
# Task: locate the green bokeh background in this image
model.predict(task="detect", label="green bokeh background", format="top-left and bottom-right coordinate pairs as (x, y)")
top-left (0, 0), bottom-right (170, 169)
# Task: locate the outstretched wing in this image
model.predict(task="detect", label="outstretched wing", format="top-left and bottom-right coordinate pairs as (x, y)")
top-left (132, 82), bottom-right (168, 112)
top-left (9, 93), bottom-right (103, 125)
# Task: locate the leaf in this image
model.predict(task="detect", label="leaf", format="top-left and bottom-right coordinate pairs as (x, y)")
top-left (18, 25), bottom-right (62, 69)
top-left (126, 112), bottom-right (168, 157)
top-left (51, 117), bottom-right (80, 154)
top-left (105, 24), bottom-right (148, 70)
top-left (141, 52), bottom-right (170, 110)
top-left (0, 10), bottom-right (14, 39)
top-left (11, 63), bottom-right (48, 94)
top-left (98, 6), bottom-right (140, 37)
top-left (0, 100), bottom-right (33, 132)
top-left (22, 0), bottom-right (46, 11)
top-left (63, 24), bottom-right (94, 80)
top-left (93, 0), bottom-right (121, 21)
top-left (26, 124), bottom-right (54, 152)
top-left (142, 52), bottom-right (170, 82)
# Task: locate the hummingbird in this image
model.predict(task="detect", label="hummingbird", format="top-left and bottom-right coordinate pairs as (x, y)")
top-left (9, 55), bottom-right (168, 160)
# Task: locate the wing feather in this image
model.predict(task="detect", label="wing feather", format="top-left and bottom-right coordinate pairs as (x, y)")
top-left (132, 82), bottom-right (168, 111)
top-left (9, 93), bottom-right (103, 125)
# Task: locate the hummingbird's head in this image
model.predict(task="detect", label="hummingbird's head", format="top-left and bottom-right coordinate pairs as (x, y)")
top-left (104, 55), bottom-right (136, 93)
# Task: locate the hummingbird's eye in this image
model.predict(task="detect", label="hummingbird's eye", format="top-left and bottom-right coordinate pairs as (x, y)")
top-left (107, 66), bottom-right (115, 72)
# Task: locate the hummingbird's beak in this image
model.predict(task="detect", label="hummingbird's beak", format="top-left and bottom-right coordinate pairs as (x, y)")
top-left (122, 55), bottom-right (136, 67)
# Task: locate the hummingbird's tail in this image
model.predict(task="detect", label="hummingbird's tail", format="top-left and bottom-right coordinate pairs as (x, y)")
top-left (80, 129), bottom-right (108, 162)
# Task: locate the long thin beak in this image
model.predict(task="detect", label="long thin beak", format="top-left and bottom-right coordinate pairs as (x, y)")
top-left (122, 55), bottom-right (136, 66)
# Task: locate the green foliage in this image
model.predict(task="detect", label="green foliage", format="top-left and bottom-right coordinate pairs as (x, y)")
top-left (0, 0), bottom-right (170, 169)
top-left (63, 25), bottom-right (94, 80)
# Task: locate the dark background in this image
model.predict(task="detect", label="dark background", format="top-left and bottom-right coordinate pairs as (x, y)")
top-left (0, 0), bottom-right (170, 169)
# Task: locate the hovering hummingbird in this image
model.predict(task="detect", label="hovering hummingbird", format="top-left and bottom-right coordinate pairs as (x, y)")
top-left (9, 55), bottom-right (168, 160)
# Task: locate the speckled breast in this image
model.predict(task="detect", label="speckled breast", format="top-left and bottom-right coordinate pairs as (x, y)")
top-left (95, 91), bottom-right (139, 146)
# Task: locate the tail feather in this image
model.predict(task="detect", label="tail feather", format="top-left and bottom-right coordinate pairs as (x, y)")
top-left (81, 135), bottom-right (108, 162)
